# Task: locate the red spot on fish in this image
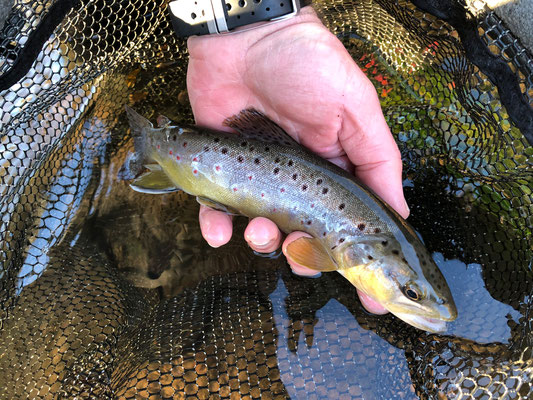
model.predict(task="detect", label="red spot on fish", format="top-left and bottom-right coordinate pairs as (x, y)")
top-left (169, 150), bottom-right (173, 155)
top-left (311, 204), bottom-right (315, 208)
top-left (215, 165), bottom-right (221, 171)
top-left (233, 187), bottom-right (238, 192)
top-left (193, 169), bottom-right (198, 174)
top-left (176, 155), bottom-right (180, 160)
top-left (157, 145), bottom-right (160, 149)
top-left (183, 142), bottom-right (187, 147)
top-left (261, 193), bottom-right (264, 197)
top-left (300, 221), bottom-right (304, 225)
top-left (193, 157), bottom-right (198, 162)
top-left (280, 188), bottom-right (285, 193)
top-left (248, 176), bottom-right (252, 180)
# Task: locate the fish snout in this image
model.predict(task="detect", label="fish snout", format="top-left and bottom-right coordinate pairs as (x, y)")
top-left (437, 302), bottom-right (457, 321)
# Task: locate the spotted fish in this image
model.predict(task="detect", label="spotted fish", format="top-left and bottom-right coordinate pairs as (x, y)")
top-left (122, 106), bottom-right (457, 332)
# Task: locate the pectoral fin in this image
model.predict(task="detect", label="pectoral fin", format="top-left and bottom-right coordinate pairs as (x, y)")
top-left (130, 166), bottom-right (179, 194)
top-left (285, 237), bottom-right (338, 271)
top-left (196, 197), bottom-right (240, 215)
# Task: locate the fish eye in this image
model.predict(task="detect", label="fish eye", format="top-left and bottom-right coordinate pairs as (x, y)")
top-left (402, 284), bottom-right (421, 301)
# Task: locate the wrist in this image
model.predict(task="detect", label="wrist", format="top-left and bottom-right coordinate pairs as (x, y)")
top-left (187, 6), bottom-right (323, 50)
top-left (171, 0), bottom-right (317, 37)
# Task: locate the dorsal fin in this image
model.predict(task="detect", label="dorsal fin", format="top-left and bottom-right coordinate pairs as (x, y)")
top-left (223, 109), bottom-right (300, 147)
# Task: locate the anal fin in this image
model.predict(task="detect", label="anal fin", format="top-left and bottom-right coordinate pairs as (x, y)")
top-left (130, 166), bottom-right (179, 194)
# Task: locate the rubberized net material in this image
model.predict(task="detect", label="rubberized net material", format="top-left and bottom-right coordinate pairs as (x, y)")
top-left (0, 0), bottom-right (532, 399)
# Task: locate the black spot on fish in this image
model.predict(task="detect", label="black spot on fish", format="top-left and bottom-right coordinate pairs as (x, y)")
top-left (322, 188), bottom-right (328, 194)
top-left (316, 179), bottom-right (323, 185)
top-left (241, 141), bottom-right (247, 147)
top-left (265, 146), bottom-right (270, 151)
top-left (292, 174), bottom-right (298, 180)
top-left (250, 146), bottom-right (254, 151)
top-left (339, 238), bottom-right (345, 243)
top-left (204, 146), bottom-right (209, 151)
top-left (173, 135), bottom-right (177, 141)
top-left (254, 158), bottom-right (260, 164)
top-left (339, 203), bottom-right (345, 210)
top-left (288, 160), bottom-right (293, 167)
top-left (273, 168), bottom-right (279, 174)
top-left (221, 148), bottom-right (228, 154)
top-left (374, 228), bottom-right (381, 234)
top-left (302, 184), bottom-right (308, 191)
top-left (331, 245), bottom-right (337, 250)
top-left (422, 261), bottom-right (427, 266)
top-left (402, 258), bottom-right (407, 263)
top-left (275, 157), bottom-right (280, 163)
top-left (382, 241), bottom-right (388, 246)
top-left (358, 223), bottom-right (366, 231)
top-left (307, 220), bottom-right (312, 225)
top-left (368, 255), bottom-right (374, 260)
top-left (323, 232), bottom-right (326, 236)
top-left (392, 250), bottom-right (399, 255)
top-left (214, 138), bottom-right (220, 143)
top-left (237, 156), bottom-right (244, 162)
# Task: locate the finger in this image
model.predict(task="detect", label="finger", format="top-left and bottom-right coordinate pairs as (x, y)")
top-left (244, 217), bottom-right (282, 253)
top-left (340, 72), bottom-right (410, 219)
top-left (326, 155), bottom-right (355, 174)
top-left (282, 232), bottom-right (322, 277)
top-left (357, 289), bottom-right (389, 315)
top-left (198, 205), bottom-right (233, 247)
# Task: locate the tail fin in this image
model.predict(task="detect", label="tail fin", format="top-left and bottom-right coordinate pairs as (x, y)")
top-left (125, 105), bottom-right (153, 153)
top-left (119, 106), bottom-right (153, 180)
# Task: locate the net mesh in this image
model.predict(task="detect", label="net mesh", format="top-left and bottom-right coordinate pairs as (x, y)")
top-left (0, 0), bottom-right (531, 398)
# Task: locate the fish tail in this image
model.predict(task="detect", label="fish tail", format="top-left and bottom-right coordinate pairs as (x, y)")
top-left (119, 106), bottom-right (154, 180)
top-left (125, 105), bottom-right (152, 156)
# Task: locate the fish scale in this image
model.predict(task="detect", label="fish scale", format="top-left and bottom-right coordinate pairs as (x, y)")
top-left (124, 106), bottom-right (457, 333)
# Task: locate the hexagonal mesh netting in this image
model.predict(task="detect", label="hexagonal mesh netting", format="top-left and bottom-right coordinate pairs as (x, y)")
top-left (0, 0), bottom-right (531, 399)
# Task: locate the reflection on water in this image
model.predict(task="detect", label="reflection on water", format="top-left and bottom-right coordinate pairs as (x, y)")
top-left (438, 254), bottom-right (522, 344)
top-left (270, 277), bottom-right (415, 399)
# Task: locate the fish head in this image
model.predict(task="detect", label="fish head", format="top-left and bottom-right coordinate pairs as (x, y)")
top-left (338, 235), bottom-right (457, 333)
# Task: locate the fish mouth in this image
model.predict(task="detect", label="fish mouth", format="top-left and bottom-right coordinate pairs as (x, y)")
top-left (390, 311), bottom-right (447, 333)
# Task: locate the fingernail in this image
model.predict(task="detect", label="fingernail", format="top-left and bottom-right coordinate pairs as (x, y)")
top-left (249, 237), bottom-right (276, 249)
top-left (403, 199), bottom-right (410, 215)
top-left (251, 237), bottom-right (274, 247)
top-left (245, 226), bottom-right (280, 247)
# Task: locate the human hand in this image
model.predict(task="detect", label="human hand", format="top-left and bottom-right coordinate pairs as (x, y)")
top-left (187, 7), bottom-right (408, 314)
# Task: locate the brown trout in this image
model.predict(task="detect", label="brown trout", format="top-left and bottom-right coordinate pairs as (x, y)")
top-left (123, 106), bottom-right (457, 332)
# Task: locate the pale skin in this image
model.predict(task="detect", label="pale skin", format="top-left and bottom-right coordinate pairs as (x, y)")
top-left (187, 7), bottom-right (409, 314)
